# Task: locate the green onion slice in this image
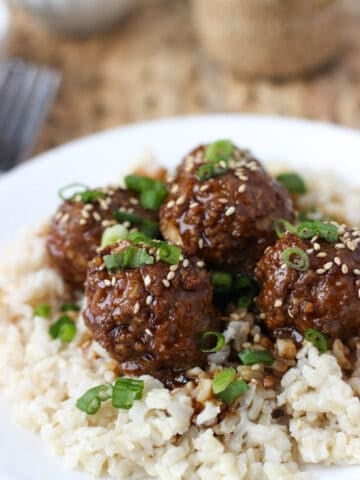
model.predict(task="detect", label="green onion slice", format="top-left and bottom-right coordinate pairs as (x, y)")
top-left (101, 224), bottom-right (129, 247)
top-left (127, 231), bottom-right (151, 244)
top-left (80, 190), bottom-right (106, 203)
top-left (104, 246), bottom-right (154, 271)
top-left (112, 210), bottom-right (159, 239)
top-left (212, 368), bottom-right (236, 395)
top-left (276, 173), bottom-right (307, 194)
top-left (197, 163), bottom-right (228, 182)
top-left (112, 377), bottom-right (144, 409)
top-left (281, 247), bottom-right (309, 272)
top-left (297, 220), bottom-right (339, 243)
top-left (60, 303), bottom-right (80, 312)
top-left (49, 315), bottom-right (77, 342)
top-left (125, 175), bottom-right (167, 211)
top-left (33, 304), bottom-right (51, 319)
top-left (211, 272), bottom-right (233, 293)
top-left (215, 379), bottom-right (249, 404)
top-left (58, 183), bottom-right (89, 201)
top-left (76, 383), bottom-right (113, 415)
top-left (238, 348), bottom-right (274, 366)
top-left (205, 140), bottom-right (234, 164)
top-left (140, 188), bottom-right (167, 211)
top-left (155, 241), bottom-right (182, 265)
top-left (233, 274), bottom-right (259, 308)
top-left (274, 219), bottom-right (297, 239)
top-left (304, 328), bottom-right (328, 353)
top-left (200, 331), bottom-right (225, 353)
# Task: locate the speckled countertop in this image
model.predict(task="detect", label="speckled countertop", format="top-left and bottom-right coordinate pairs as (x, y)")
top-left (7, 0), bottom-right (360, 156)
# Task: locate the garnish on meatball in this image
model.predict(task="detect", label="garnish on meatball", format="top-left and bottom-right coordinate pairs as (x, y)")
top-left (159, 140), bottom-right (294, 273)
top-left (83, 239), bottom-right (220, 380)
top-left (255, 222), bottom-right (360, 341)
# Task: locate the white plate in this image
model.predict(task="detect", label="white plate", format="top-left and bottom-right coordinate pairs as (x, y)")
top-left (0, 114), bottom-right (359, 480)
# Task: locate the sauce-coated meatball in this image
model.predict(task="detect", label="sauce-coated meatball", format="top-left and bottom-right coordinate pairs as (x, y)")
top-left (47, 188), bottom-right (157, 287)
top-left (83, 240), bottom-right (219, 378)
top-left (255, 226), bottom-right (360, 341)
top-left (160, 144), bottom-right (294, 273)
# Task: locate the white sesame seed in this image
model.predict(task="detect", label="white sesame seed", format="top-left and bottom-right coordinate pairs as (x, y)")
top-left (316, 252), bottom-right (327, 258)
top-left (84, 204), bottom-right (93, 211)
top-left (342, 264), bottom-right (349, 274)
top-left (198, 239), bottom-right (204, 249)
top-left (170, 264), bottom-right (179, 271)
top-left (81, 210), bottom-right (90, 219)
top-left (104, 279), bottom-right (111, 287)
top-left (335, 243), bottom-right (346, 249)
top-left (111, 276), bottom-right (116, 286)
top-left (225, 206), bottom-right (236, 216)
top-left (134, 302), bottom-right (140, 314)
top-left (98, 263), bottom-right (105, 271)
top-left (129, 198), bottom-right (139, 205)
top-left (99, 199), bottom-right (109, 210)
top-left (60, 213), bottom-right (70, 224)
top-left (79, 218), bottom-right (87, 225)
top-left (167, 200), bottom-right (175, 208)
top-left (176, 195), bottom-right (186, 206)
top-left (196, 261), bottom-right (205, 268)
top-left (200, 185), bottom-right (209, 192)
top-left (183, 259), bottom-right (190, 268)
top-left (316, 268), bottom-right (326, 275)
top-left (171, 184), bottom-right (179, 194)
top-left (274, 299), bottom-right (283, 307)
top-left (354, 269), bottom-right (360, 275)
top-left (145, 328), bottom-right (153, 336)
top-left (324, 261), bottom-right (333, 270)
top-left (259, 313), bottom-right (266, 319)
top-left (313, 243), bottom-right (321, 251)
top-left (218, 198), bottom-right (228, 204)
top-left (167, 271), bottom-right (176, 280)
top-left (144, 275), bottom-right (151, 287)
top-left (334, 256), bottom-right (342, 266)
top-left (238, 184), bottom-right (247, 193)
top-left (190, 202), bottom-right (199, 208)
top-left (306, 248), bottom-right (314, 255)
top-left (146, 295), bottom-right (153, 305)
top-left (346, 241), bottom-right (356, 251)
top-left (93, 212), bottom-right (101, 222)
top-left (162, 279), bottom-right (170, 288)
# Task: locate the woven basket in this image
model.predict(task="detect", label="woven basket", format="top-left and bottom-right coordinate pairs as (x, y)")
top-left (191, 0), bottom-right (346, 78)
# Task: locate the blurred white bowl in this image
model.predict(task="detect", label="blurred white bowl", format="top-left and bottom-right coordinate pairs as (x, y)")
top-left (13, 0), bottom-right (138, 35)
top-left (0, 0), bottom-right (9, 55)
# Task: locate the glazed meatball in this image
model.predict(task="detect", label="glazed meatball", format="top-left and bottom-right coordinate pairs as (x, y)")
top-left (83, 240), bottom-right (220, 378)
top-left (47, 188), bottom-right (157, 287)
top-left (160, 144), bottom-right (294, 273)
top-left (255, 226), bottom-right (360, 341)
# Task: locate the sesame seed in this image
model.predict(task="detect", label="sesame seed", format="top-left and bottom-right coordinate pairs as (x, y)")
top-left (162, 279), bottom-right (170, 288)
top-left (170, 264), bottom-right (179, 271)
top-left (198, 239), bottom-right (204, 249)
top-left (130, 198), bottom-right (139, 205)
top-left (98, 263), bottom-right (105, 271)
top-left (99, 199), bottom-right (109, 210)
top-left (335, 243), bottom-right (345, 249)
top-left (316, 252), bottom-right (327, 258)
top-left (134, 302), bottom-right (140, 314)
top-left (259, 313), bottom-right (266, 319)
top-left (176, 195), bottom-right (186, 206)
top-left (334, 257), bottom-right (342, 266)
top-left (190, 201), bottom-right (199, 208)
top-left (167, 200), bottom-right (175, 208)
top-left (84, 204), bottom-right (93, 211)
top-left (93, 212), bottom-right (101, 221)
top-left (225, 206), bottom-right (236, 216)
top-left (342, 264), bottom-right (349, 274)
top-left (146, 295), bottom-right (153, 305)
top-left (81, 210), bottom-right (90, 219)
top-left (218, 198), bottom-right (228, 204)
top-left (144, 275), bottom-right (151, 287)
top-left (145, 328), bottom-right (153, 336)
top-left (346, 241), bottom-right (356, 251)
top-left (167, 271), bottom-right (176, 280)
top-left (239, 175), bottom-right (248, 181)
top-left (324, 261), bottom-right (333, 270)
top-left (200, 185), bottom-right (209, 192)
top-left (358, 289), bottom-right (360, 299)
top-left (316, 268), bottom-right (325, 274)
top-left (183, 259), bottom-right (190, 268)
top-left (313, 243), bottom-right (321, 251)
top-left (238, 184), bottom-right (247, 193)
top-left (306, 248), bottom-right (314, 255)
top-left (104, 279), bottom-right (111, 287)
top-left (171, 184), bottom-right (179, 194)
top-left (354, 269), bottom-right (360, 275)
top-left (196, 261), bottom-right (205, 268)
top-left (79, 218), bottom-right (87, 225)
top-left (274, 299), bottom-right (283, 307)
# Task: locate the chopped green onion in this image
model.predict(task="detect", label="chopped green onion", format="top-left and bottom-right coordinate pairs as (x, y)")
top-left (197, 163), bottom-right (228, 181)
top-left (76, 384), bottom-right (113, 415)
top-left (33, 304), bottom-right (51, 319)
top-left (58, 183), bottom-right (89, 201)
top-left (200, 331), bottom-right (225, 353)
top-left (79, 190), bottom-right (106, 203)
top-left (216, 379), bottom-right (249, 404)
top-left (140, 186), bottom-right (167, 211)
top-left (101, 224), bottom-right (129, 247)
top-left (297, 221), bottom-right (339, 243)
top-left (205, 140), bottom-right (234, 164)
top-left (104, 246), bottom-right (154, 271)
top-left (112, 210), bottom-right (159, 239)
top-left (112, 377), bottom-right (144, 409)
top-left (125, 175), bottom-right (160, 193)
top-left (304, 328), bottom-right (328, 353)
top-left (274, 219), bottom-right (297, 239)
top-left (238, 348), bottom-right (274, 366)
top-left (233, 274), bottom-right (258, 308)
top-left (212, 368), bottom-right (236, 395)
top-left (139, 219), bottom-right (160, 238)
top-left (60, 303), bottom-right (80, 312)
top-left (211, 272), bottom-right (233, 293)
top-left (155, 242), bottom-right (181, 265)
top-left (276, 173), bottom-right (307, 194)
top-left (49, 315), bottom-right (77, 342)
top-left (281, 247), bottom-right (309, 272)
top-left (127, 231), bottom-right (151, 244)
top-left (125, 175), bottom-right (167, 211)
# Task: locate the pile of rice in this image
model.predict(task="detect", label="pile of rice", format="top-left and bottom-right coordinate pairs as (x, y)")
top-left (0, 169), bottom-right (359, 480)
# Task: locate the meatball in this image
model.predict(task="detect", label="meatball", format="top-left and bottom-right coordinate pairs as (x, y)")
top-left (160, 144), bottom-right (294, 273)
top-left (255, 226), bottom-right (360, 341)
top-left (47, 187), bottom-right (157, 287)
top-left (83, 240), bottom-right (219, 379)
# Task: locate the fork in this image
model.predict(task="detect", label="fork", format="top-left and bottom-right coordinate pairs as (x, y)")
top-left (0, 59), bottom-right (61, 172)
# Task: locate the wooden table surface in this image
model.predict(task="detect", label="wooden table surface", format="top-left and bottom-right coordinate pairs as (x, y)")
top-left (7, 0), bottom-right (360, 156)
